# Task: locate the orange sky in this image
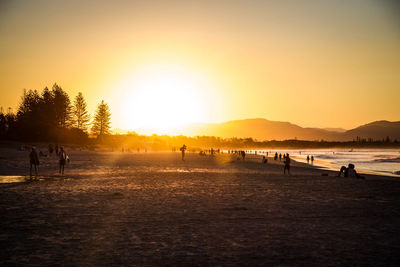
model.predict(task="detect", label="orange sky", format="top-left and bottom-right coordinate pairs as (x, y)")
top-left (0, 0), bottom-right (399, 133)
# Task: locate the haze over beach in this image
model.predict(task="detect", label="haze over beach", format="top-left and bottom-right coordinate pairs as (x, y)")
top-left (1, 0), bottom-right (400, 266)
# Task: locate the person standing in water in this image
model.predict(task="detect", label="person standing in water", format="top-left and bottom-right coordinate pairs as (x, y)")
top-left (29, 145), bottom-right (40, 180)
top-left (284, 153), bottom-right (291, 175)
top-left (59, 146), bottom-right (68, 175)
top-left (180, 144), bottom-right (187, 161)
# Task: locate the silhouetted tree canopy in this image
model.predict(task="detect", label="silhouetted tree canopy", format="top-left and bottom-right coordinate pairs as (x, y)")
top-left (52, 83), bottom-right (72, 128)
top-left (0, 83), bottom-right (88, 143)
top-left (72, 92), bottom-right (90, 132)
top-left (91, 100), bottom-right (111, 139)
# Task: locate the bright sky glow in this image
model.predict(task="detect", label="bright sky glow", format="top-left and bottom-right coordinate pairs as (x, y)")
top-left (108, 63), bottom-right (217, 134)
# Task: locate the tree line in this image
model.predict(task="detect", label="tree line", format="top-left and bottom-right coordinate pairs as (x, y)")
top-left (0, 83), bottom-right (111, 143)
top-left (98, 134), bottom-right (400, 151)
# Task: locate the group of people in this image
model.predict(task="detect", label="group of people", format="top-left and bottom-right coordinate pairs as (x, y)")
top-left (199, 148), bottom-right (221, 157)
top-left (227, 150), bottom-right (247, 160)
top-left (28, 143), bottom-right (364, 180)
top-left (337, 164), bottom-right (364, 179)
top-left (29, 144), bottom-right (69, 179)
top-left (263, 153), bottom-right (292, 174)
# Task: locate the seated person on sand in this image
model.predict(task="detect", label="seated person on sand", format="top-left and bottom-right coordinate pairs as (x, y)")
top-left (262, 156), bottom-right (267, 164)
top-left (29, 145), bottom-right (40, 179)
top-left (262, 156), bottom-right (268, 164)
top-left (59, 147), bottom-right (68, 175)
top-left (284, 153), bottom-right (291, 175)
top-left (338, 163), bottom-right (364, 179)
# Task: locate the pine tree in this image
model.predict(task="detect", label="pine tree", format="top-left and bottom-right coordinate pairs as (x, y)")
top-left (91, 100), bottom-right (111, 138)
top-left (52, 83), bottom-right (72, 128)
top-left (73, 92), bottom-right (90, 131)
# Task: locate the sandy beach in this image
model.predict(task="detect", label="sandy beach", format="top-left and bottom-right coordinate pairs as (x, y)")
top-left (1, 147), bottom-right (399, 266)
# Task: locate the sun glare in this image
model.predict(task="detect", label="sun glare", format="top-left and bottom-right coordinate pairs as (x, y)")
top-left (110, 63), bottom-right (212, 134)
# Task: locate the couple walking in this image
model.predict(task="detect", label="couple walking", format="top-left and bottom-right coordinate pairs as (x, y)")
top-left (29, 145), bottom-right (69, 179)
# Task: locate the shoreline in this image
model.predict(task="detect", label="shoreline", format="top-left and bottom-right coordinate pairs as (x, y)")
top-left (1, 148), bottom-right (397, 183)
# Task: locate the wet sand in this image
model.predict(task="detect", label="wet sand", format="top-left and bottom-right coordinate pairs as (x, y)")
top-left (1, 148), bottom-right (399, 266)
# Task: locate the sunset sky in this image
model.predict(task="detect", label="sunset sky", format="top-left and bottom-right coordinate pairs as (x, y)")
top-left (0, 0), bottom-right (399, 133)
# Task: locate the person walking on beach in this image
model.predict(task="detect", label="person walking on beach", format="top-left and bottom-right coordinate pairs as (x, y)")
top-left (29, 145), bottom-right (40, 179)
top-left (279, 153), bottom-right (282, 161)
top-left (274, 152), bottom-right (278, 160)
top-left (284, 153), bottom-right (291, 175)
top-left (180, 144), bottom-right (187, 161)
top-left (59, 147), bottom-right (68, 175)
top-left (307, 155), bottom-right (310, 164)
top-left (311, 155), bottom-right (314, 164)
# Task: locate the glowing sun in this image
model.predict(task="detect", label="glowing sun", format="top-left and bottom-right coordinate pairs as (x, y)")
top-left (111, 63), bottom-right (212, 134)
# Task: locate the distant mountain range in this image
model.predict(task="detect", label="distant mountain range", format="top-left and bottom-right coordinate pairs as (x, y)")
top-left (180, 119), bottom-right (400, 141)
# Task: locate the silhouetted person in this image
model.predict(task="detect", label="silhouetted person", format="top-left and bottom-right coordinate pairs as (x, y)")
top-left (307, 155), bottom-right (310, 163)
top-left (29, 146), bottom-right (39, 180)
top-left (48, 144), bottom-right (54, 155)
top-left (311, 155), bottom-right (314, 164)
top-left (279, 153), bottom-right (282, 161)
top-left (274, 152), bottom-right (278, 160)
top-left (55, 144), bottom-right (59, 155)
top-left (338, 166), bottom-right (347, 177)
top-left (59, 147), bottom-right (67, 175)
top-left (284, 153), bottom-right (291, 175)
top-left (262, 156), bottom-right (267, 164)
top-left (241, 150), bottom-right (246, 160)
top-left (338, 163), bottom-right (364, 179)
top-left (180, 144), bottom-right (187, 161)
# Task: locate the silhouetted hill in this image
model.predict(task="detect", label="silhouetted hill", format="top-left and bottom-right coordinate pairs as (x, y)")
top-left (322, 127), bottom-right (346, 133)
top-left (341, 120), bottom-right (400, 141)
top-left (181, 119), bottom-right (400, 141)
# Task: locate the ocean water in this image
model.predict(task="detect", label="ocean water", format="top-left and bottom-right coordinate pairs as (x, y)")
top-left (242, 149), bottom-right (400, 177)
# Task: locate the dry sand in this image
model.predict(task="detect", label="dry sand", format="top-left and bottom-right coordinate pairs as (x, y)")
top-left (0, 147), bottom-right (399, 266)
